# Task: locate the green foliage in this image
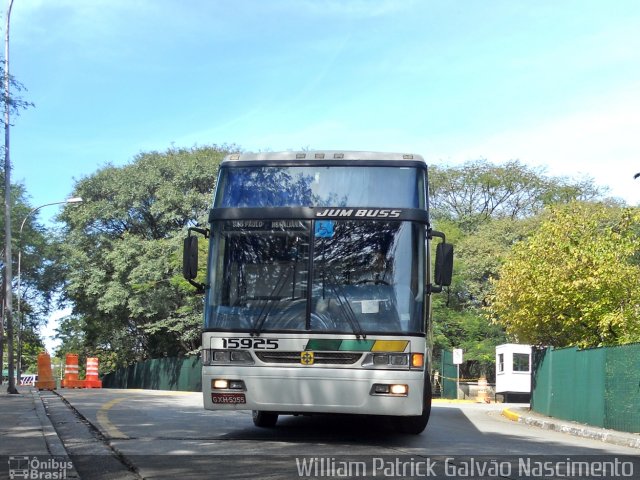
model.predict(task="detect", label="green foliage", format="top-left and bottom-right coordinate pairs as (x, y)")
top-left (454, 217), bottom-right (539, 308)
top-left (429, 161), bottom-right (606, 374)
top-left (58, 145), bottom-right (237, 368)
top-left (0, 173), bottom-right (65, 376)
top-left (431, 214), bottom-right (537, 377)
top-left (0, 68), bottom-right (35, 120)
top-left (54, 316), bottom-right (86, 357)
top-left (488, 202), bottom-right (640, 347)
top-left (432, 304), bottom-right (506, 379)
top-left (17, 329), bottom-right (45, 374)
top-left (429, 159), bottom-right (604, 232)
top-left (0, 176), bottom-right (63, 311)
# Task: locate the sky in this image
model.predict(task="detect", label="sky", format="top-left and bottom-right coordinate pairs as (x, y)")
top-left (5, 0), bottom-right (640, 351)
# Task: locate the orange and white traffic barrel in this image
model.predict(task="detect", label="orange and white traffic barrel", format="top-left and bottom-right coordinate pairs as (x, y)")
top-left (84, 357), bottom-right (102, 388)
top-left (35, 352), bottom-right (56, 391)
top-left (61, 353), bottom-right (83, 388)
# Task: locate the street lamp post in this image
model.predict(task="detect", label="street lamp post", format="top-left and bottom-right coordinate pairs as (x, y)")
top-left (16, 197), bottom-right (83, 387)
top-left (3, 0), bottom-right (16, 394)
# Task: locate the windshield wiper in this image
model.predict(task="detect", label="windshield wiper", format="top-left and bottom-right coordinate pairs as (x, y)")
top-left (251, 265), bottom-right (293, 336)
top-left (325, 270), bottom-right (366, 339)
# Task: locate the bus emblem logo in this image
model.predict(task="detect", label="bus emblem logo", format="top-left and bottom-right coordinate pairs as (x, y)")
top-left (301, 351), bottom-right (314, 365)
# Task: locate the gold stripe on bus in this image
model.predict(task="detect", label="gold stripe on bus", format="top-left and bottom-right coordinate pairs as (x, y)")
top-left (371, 340), bottom-right (409, 352)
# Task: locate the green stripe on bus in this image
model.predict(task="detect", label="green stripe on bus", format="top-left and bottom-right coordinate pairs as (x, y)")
top-left (305, 339), bottom-right (343, 351)
top-left (339, 339), bottom-right (376, 351)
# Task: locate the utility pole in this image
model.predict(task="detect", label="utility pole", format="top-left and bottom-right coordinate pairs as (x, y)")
top-left (0, 288), bottom-right (4, 385)
top-left (4, 0), bottom-right (17, 394)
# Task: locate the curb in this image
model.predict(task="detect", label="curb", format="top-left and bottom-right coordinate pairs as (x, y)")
top-left (32, 390), bottom-right (82, 479)
top-left (501, 407), bottom-right (521, 422)
top-left (502, 408), bottom-right (640, 450)
top-left (32, 389), bottom-right (71, 458)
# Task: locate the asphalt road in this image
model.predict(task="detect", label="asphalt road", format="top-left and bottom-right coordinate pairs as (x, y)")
top-left (42, 389), bottom-right (639, 479)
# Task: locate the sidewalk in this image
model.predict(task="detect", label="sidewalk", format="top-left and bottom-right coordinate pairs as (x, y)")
top-left (0, 386), bottom-right (77, 479)
top-left (503, 405), bottom-right (640, 450)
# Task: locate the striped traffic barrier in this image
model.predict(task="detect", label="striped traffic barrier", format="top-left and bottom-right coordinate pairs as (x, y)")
top-left (61, 353), bottom-right (84, 388)
top-left (84, 357), bottom-right (102, 388)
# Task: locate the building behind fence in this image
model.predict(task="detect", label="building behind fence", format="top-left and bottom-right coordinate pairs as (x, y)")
top-left (531, 343), bottom-right (640, 434)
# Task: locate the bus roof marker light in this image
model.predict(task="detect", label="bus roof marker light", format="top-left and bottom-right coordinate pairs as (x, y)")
top-left (333, 153), bottom-right (344, 159)
top-left (402, 154), bottom-right (414, 160)
top-left (296, 153), bottom-right (306, 159)
top-left (315, 153), bottom-right (325, 159)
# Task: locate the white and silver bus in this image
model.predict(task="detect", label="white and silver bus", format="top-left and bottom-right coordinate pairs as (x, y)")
top-left (183, 151), bottom-right (453, 434)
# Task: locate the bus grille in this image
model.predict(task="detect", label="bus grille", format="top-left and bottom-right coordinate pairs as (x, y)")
top-left (255, 351), bottom-right (362, 365)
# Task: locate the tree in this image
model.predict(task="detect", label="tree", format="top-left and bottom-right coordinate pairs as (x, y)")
top-left (0, 63), bottom-right (34, 118)
top-left (453, 216), bottom-right (540, 308)
top-left (0, 176), bottom-right (64, 379)
top-left (487, 202), bottom-right (640, 347)
top-left (429, 161), bottom-right (607, 376)
top-left (429, 159), bottom-right (605, 232)
top-left (432, 303), bottom-right (506, 380)
top-left (58, 145), bottom-right (238, 368)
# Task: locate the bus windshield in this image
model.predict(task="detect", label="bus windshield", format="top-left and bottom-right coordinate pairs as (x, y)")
top-left (205, 219), bottom-right (426, 335)
top-left (215, 166), bottom-right (423, 209)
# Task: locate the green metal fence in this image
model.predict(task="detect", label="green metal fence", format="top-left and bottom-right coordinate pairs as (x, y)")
top-left (102, 356), bottom-right (201, 392)
top-left (531, 344), bottom-right (640, 434)
top-left (440, 349), bottom-right (458, 399)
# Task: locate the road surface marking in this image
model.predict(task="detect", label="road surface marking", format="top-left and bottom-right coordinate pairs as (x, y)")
top-left (96, 397), bottom-right (129, 439)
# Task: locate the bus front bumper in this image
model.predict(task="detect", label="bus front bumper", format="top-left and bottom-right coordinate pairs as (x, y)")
top-left (202, 366), bottom-right (426, 416)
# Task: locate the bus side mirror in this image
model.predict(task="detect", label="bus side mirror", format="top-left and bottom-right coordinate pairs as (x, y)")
top-left (183, 236), bottom-right (199, 281)
top-left (183, 227), bottom-right (209, 293)
top-left (435, 242), bottom-right (454, 287)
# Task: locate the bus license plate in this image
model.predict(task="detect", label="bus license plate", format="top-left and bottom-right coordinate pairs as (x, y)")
top-left (212, 393), bottom-right (246, 404)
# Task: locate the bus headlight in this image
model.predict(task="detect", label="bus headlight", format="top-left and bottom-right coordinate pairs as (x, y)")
top-left (212, 379), bottom-right (246, 390)
top-left (390, 384), bottom-right (408, 395)
top-left (370, 383), bottom-right (409, 396)
top-left (202, 349), bottom-right (254, 365)
top-left (362, 353), bottom-right (412, 369)
top-left (213, 379), bottom-right (229, 389)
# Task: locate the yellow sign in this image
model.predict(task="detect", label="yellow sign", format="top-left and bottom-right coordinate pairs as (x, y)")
top-left (300, 351), bottom-right (314, 365)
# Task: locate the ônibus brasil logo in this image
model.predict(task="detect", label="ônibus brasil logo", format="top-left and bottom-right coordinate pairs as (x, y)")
top-left (8, 456), bottom-right (73, 479)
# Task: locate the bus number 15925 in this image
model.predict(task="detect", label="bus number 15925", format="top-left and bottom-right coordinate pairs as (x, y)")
top-left (222, 338), bottom-right (279, 349)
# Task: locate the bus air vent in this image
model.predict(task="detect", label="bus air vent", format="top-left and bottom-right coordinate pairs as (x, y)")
top-left (255, 351), bottom-right (362, 365)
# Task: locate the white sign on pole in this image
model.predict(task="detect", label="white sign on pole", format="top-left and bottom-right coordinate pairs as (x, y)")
top-left (452, 348), bottom-right (463, 400)
top-left (453, 348), bottom-right (463, 365)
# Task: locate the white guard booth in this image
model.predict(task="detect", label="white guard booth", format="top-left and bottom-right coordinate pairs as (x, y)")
top-left (495, 344), bottom-right (532, 403)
